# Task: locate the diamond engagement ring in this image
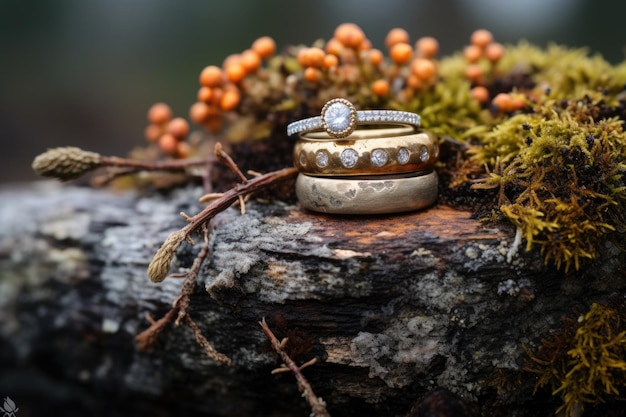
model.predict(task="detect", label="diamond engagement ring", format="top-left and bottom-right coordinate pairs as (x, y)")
top-left (287, 98), bottom-right (421, 138)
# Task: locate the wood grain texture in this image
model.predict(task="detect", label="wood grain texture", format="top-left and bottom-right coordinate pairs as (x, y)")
top-left (0, 182), bottom-right (623, 416)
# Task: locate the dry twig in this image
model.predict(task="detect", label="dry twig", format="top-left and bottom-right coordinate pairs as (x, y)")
top-left (136, 237), bottom-right (231, 365)
top-left (148, 144), bottom-right (298, 283)
top-left (260, 318), bottom-right (330, 417)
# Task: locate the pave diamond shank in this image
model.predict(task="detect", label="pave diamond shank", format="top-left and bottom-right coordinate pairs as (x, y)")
top-left (287, 98), bottom-right (421, 138)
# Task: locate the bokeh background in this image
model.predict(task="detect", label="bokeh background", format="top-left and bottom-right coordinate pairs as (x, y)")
top-left (2, 0), bottom-right (624, 184)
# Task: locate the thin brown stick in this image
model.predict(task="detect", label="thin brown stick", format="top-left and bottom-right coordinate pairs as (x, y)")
top-left (181, 166), bottom-right (298, 237)
top-left (100, 155), bottom-right (216, 171)
top-left (214, 142), bottom-right (248, 182)
top-left (137, 238), bottom-right (231, 365)
top-left (185, 315), bottom-right (231, 365)
top-left (136, 309), bottom-right (178, 351)
top-left (259, 318), bottom-right (330, 417)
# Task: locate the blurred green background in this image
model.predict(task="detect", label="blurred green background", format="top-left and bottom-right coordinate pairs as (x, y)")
top-left (1, 0), bottom-right (624, 183)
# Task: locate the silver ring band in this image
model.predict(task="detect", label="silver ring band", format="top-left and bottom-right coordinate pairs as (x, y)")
top-left (287, 98), bottom-right (421, 138)
top-left (295, 170), bottom-right (438, 214)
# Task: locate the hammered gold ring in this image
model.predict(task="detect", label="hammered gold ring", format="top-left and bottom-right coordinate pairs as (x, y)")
top-left (293, 132), bottom-right (438, 176)
top-left (287, 98), bottom-right (421, 139)
top-left (295, 170), bottom-right (438, 214)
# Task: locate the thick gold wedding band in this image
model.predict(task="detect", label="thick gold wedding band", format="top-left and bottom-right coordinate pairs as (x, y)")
top-left (294, 132), bottom-right (438, 176)
top-left (295, 170), bottom-right (438, 214)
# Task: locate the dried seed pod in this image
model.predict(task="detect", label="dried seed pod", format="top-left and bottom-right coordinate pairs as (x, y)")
top-left (32, 147), bottom-right (102, 181)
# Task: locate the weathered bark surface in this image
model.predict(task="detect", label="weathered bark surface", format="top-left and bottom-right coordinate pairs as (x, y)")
top-left (0, 181), bottom-right (623, 416)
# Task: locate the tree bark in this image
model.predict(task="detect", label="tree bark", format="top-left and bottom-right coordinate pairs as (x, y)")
top-left (0, 181), bottom-right (623, 417)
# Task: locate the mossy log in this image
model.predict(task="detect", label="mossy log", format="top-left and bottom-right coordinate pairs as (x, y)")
top-left (0, 182), bottom-right (623, 417)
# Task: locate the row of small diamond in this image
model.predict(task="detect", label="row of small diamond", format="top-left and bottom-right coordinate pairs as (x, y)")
top-left (311, 145), bottom-right (430, 169)
top-left (287, 111), bottom-right (420, 136)
top-left (287, 116), bottom-right (322, 136)
top-left (356, 111), bottom-right (421, 126)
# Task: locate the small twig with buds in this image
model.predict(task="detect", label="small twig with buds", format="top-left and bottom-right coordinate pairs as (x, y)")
top-left (136, 234), bottom-right (231, 365)
top-left (259, 318), bottom-right (330, 417)
top-left (147, 145), bottom-right (298, 283)
top-left (32, 146), bottom-right (216, 181)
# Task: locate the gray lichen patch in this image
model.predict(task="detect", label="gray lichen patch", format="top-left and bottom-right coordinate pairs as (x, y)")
top-left (205, 204), bottom-right (374, 302)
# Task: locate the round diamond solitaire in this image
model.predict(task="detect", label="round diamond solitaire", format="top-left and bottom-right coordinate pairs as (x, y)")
top-left (340, 148), bottom-right (359, 168)
top-left (321, 98), bottom-right (357, 138)
top-left (370, 149), bottom-right (388, 167)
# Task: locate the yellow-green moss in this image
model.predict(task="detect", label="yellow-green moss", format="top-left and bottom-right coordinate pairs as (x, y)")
top-left (525, 302), bottom-right (626, 416)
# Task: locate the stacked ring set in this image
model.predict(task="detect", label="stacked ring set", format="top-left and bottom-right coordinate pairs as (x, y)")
top-left (287, 98), bottom-right (438, 214)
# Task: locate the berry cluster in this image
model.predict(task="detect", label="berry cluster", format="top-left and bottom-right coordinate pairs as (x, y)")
top-left (190, 36), bottom-right (277, 132)
top-left (142, 24), bottom-right (516, 159)
top-left (144, 102), bottom-right (191, 158)
top-left (460, 29), bottom-right (523, 111)
top-left (295, 23), bottom-right (440, 101)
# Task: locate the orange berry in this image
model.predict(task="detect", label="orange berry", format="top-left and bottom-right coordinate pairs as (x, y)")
top-left (407, 74), bottom-right (422, 90)
top-left (189, 102), bottom-right (212, 124)
top-left (209, 87), bottom-right (224, 105)
top-left (197, 86), bottom-right (213, 103)
top-left (220, 89), bottom-right (241, 111)
top-left (368, 49), bottom-right (384, 66)
top-left (144, 124), bottom-right (162, 143)
top-left (334, 23), bottom-right (365, 48)
top-left (176, 141), bottom-right (191, 159)
top-left (385, 28), bottom-right (410, 49)
top-left (371, 79), bottom-right (390, 96)
top-left (304, 67), bottom-right (322, 83)
top-left (465, 64), bottom-right (483, 82)
top-left (251, 36), bottom-right (276, 59)
top-left (470, 86), bottom-right (489, 103)
top-left (325, 38), bottom-right (344, 56)
top-left (307, 47), bottom-right (326, 68)
top-left (147, 102), bottom-right (172, 125)
top-left (199, 65), bottom-right (223, 88)
top-left (416, 36), bottom-right (439, 58)
top-left (323, 53), bottom-right (339, 69)
top-left (492, 93), bottom-right (513, 111)
top-left (225, 62), bottom-right (246, 83)
top-left (470, 29), bottom-right (493, 49)
top-left (297, 48), bottom-right (310, 66)
top-left (463, 45), bottom-right (482, 63)
top-left (509, 95), bottom-right (526, 110)
top-left (167, 117), bottom-right (190, 140)
top-left (222, 54), bottom-right (241, 69)
top-left (358, 38), bottom-right (372, 51)
top-left (158, 133), bottom-right (178, 155)
top-left (485, 42), bottom-right (505, 63)
top-left (390, 42), bottom-right (412, 65)
top-left (411, 58), bottom-right (436, 80)
top-left (240, 49), bottom-right (261, 72)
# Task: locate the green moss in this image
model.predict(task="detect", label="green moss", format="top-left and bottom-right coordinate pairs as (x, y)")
top-left (525, 302), bottom-right (626, 416)
top-left (427, 43), bottom-right (626, 272)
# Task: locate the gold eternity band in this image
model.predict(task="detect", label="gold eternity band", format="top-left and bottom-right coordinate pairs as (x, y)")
top-left (293, 132), bottom-right (439, 176)
top-left (295, 170), bottom-right (438, 215)
top-left (287, 98), bottom-right (421, 139)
